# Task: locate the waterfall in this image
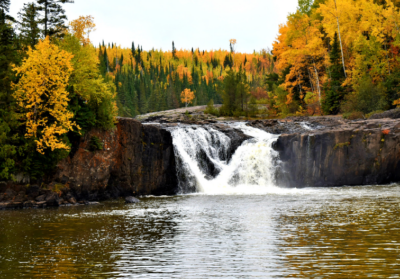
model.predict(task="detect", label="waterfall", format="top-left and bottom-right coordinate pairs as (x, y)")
top-left (170, 122), bottom-right (280, 195)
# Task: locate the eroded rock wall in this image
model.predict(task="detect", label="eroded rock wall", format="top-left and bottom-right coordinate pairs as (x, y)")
top-left (275, 119), bottom-right (400, 187)
top-left (56, 118), bottom-right (178, 200)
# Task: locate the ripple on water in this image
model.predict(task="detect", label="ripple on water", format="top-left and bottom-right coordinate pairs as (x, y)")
top-left (0, 184), bottom-right (399, 278)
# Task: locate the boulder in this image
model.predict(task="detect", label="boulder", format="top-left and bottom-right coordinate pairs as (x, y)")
top-left (23, 200), bottom-right (36, 208)
top-left (0, 181), bottom-right (7, 193)
top-left (36, 201), bottom-right (47, 208)
top-left (45, 193), bottom-right (60, 206)
top-left (35, 195), bottom-right (46, 202)
top-left (68, 197), bottom-right (77, 204)
top-left (4, 188), bottom-right (16, 200)
top-left (26, 185), bottom-right (40, 199)
top-left (125, 196), bottom-right (140, 203)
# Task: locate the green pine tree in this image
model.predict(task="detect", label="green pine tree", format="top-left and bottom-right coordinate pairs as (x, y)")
top-left (322, 32), bottom-right (346, 114)
top-left (18, 3), bottom-right (41, 48)
top-left (36, 0), bottom-right (73, 38)
top-left (0, 8), bottom-right (18, 180)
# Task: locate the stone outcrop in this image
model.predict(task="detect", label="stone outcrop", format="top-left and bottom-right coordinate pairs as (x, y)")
top-left (274, 118), bottom-right (400, 187)
top-left (369, 108), bottom-right (400, 120)
top-left (2, 111), bottom-right (400, 210)
top-left (55, 118), bottom-right (178, 200)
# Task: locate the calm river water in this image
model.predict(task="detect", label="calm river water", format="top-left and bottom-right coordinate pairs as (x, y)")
top-left (1, 184), bottom-right (400, 278)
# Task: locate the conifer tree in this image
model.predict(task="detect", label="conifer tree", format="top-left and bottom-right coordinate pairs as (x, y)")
top-left (172, 41), bottom-right (176, 59)
top-left (322, 32), bottom-right (346, 114)
top-left (0, 0), bottom-right (14, 21)
top-left (36, 0), bottom-right (73, 38)
top-left (18, 3), bottom-right (41, 48)
top-left (0, 0), bottom-right (10, 12)
top-left (0, 8), bottom-right (18, 179)
top-left (131, 41), bottom-right (135, 56)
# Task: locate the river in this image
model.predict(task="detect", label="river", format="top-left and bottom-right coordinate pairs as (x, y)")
top-left (1, 184), bottom-right (400, 278)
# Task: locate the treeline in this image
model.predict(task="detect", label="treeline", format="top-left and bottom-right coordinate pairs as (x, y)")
top-left (269, 0), bottom-right (400, 118)
top-left (96, 41), bottom-right (275, 117)
top-left (0, 0), bottom-right (116, 182)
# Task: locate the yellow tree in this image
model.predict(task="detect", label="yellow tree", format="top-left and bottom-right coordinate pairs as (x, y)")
top-left (69, 15), bottom-right (96, 45)
top-left (59, 34), bottom-right (118, 129)
top-left (281, 12), bottom-right (327, 109)
top-left (181, 89), bottom-right (195, 107)
top-left (12, 37), bottom-right (78, 154)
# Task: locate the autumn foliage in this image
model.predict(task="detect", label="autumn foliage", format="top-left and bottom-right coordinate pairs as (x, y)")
top-left (69, 15), bottom-right (96, 45)
top-left (269, 0), bottom-right (400, 117)
top-left (181, 89), bottom-right (195, 107)
top-left (12, 37), bottom-right (78, 154)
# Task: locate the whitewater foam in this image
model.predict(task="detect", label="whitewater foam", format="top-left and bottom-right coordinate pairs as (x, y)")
top-left (171, 122), bottom-right (281, 195)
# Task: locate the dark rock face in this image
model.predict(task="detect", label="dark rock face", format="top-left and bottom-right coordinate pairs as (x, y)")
top-left (211, 124), bottom-right (252, 160)
top-left (55, 118), bottom-right (178, 199)
top-left (275, 119), bottom-right (400, 187)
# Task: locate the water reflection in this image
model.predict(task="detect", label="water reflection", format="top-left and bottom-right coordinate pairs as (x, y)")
top-left (0, 185), bottom-right (399, 278)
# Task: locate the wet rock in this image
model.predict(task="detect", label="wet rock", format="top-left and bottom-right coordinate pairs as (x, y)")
top-left (23, 200), bottom-right (36, 208)
top-left (68, 197), bottom-right (77, 204)
top-left (14, 193), bottom-right (26, 203)
top-left (0, 202), bottom-right (10, 209)
top-left (85, 201), bottom-right (100, 205)
top-left (0, 181), bottom-right (7, 193)
top-left (45, 193), bottom-right (60, 206)
top-left (36, 201), bottom-right (47, 208)
top-left (125, 196), bottom-right (140, 203)
top-left (0, 201), bottom-right (23, 209)
top-left (36, 195), bottom-right (46, 202)
top-left (5, 188), bottom-right (16, 200)
top-left (26, 185), bottom-right (40, 199)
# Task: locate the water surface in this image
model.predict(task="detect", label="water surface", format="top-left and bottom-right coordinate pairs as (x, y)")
top-left (1, 185), bottom-right (400, 278)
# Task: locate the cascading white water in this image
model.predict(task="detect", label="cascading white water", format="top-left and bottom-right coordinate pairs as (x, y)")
top-left (171, 122), bottom-right (281, 195)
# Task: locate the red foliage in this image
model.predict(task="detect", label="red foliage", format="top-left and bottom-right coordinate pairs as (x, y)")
top-left (382, 129), bottom-right (390, 135)
top-left (251, 87), bottom-right (268, 100)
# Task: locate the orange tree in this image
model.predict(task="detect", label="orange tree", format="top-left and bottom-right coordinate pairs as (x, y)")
top-left (181, 88), bottom-right (195, 107)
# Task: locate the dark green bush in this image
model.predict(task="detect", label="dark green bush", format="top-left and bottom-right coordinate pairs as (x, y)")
top-left (89, 136), bottom-right (103, 151)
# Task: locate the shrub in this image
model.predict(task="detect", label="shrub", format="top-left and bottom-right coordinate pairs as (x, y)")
top-left (204, 99), bottom-right (220, 116)
top-left (341, 76), bottom-right (388, 115)
top-left (365, 110), bottom-right (384, 119)
top-left (343, 111), bottom-right (364, 120)
top-left (89, 136), bottom-right (103, 151)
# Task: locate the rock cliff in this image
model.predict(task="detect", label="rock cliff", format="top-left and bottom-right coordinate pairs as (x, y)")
top-left (56, 118), bottom-right (178, 200)
top-left (274, 118), bottom-right (400, 187)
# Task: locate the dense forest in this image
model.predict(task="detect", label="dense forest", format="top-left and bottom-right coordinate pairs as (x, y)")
top-left (2, 0), bottom-right (400, 183)
top-left (270, 0), bottom-right (400, 118)
top-left (97, 41), bottom-right (274, 117)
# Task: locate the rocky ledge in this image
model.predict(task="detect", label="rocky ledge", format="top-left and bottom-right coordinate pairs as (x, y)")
top-left (0, 183), bottom-right (100, 210)
top-left (1, 109), bottom-right (400, 209)
top-left (274, 117), bottom-right (400, 187)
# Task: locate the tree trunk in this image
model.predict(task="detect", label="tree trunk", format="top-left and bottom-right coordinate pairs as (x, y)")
top-left (334, 0), bottom-right (347, 78)
top-left (312, 59), bottom-right (321, 107)
top-left (44, 1), bottom-right (48, 37)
